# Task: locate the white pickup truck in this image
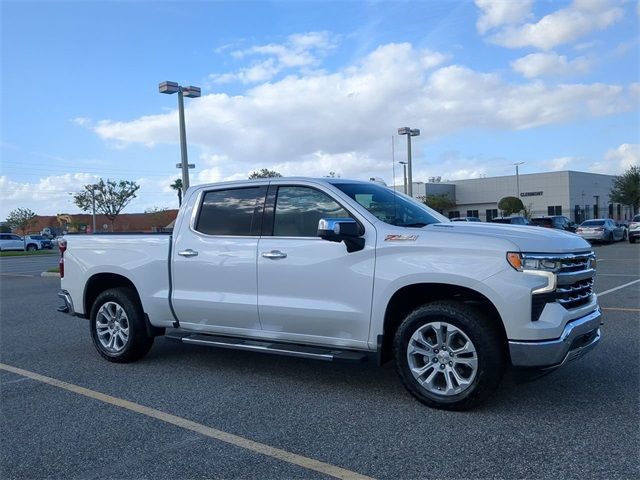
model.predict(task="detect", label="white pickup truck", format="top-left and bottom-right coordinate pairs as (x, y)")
top-left (58, 178), bottom-right (602, 410)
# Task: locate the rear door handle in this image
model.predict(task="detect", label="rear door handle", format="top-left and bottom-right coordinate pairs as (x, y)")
top-left (178, 249), bottom-right (199, 258)
top-left (262, 250), bottom-right (287, 259)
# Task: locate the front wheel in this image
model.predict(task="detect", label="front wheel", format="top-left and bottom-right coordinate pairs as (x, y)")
top-left (26, 244), bottom-right (37, 251)
top-left (394, 302), bottom-right (505, 410)
top-left (90, 288), bottom-right (154, 363)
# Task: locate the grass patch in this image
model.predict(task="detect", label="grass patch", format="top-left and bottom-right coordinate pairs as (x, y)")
top-left (0, 249), bottom-right (58, 257)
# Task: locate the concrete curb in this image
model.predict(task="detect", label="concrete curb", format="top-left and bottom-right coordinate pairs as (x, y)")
top-left (41, 272), bottom-right (60, 278)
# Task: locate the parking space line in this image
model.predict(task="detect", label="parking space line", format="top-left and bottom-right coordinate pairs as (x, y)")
top-left (0, 363), bottom-right (373, 480)
top-left (0, 273), bottom-right (35, 278)
top-left (601, 307), bottom-right (640, 313)
top-left (598, 279), bottom-right (640, 297)
top-left (597, 274), bottom-right (640, 277)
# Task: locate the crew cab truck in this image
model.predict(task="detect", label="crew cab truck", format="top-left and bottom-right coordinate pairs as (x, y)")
top-left (58, 178), bottom-right (602, 410)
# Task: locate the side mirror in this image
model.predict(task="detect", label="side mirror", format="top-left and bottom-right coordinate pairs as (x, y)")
top-left (317, 218), bottom-right (364, 253)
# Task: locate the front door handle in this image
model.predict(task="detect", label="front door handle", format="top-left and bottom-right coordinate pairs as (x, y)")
top-left (262, 250), bottom-right (287, 259)
top-left (178, 249), bottom-right (199, 258)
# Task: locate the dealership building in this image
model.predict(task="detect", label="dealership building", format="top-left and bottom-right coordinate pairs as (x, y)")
top-left (397, 170), bottom-right (632, 223)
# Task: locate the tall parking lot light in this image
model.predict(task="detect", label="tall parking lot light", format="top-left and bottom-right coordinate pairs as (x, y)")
top-left (399, 161), bottom-right (408, 194)
top-left (513, 162), bottom-right (524, 198)
top-left (398, 127), bottom-right (420, 197)
top-left (159, 81), bottom-right (201, 191)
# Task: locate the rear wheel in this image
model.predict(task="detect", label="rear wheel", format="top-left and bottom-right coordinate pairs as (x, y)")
top-left (393, 301), bottom-right (505, 411)
top-left (26, 244), bottom-right (37, 251)
top-left (631, 236), bottom-right (637, 244)
top-left (90, 287), bottom-right (154, 363)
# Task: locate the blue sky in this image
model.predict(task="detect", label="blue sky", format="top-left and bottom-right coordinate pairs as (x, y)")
top-left (1, 0), bottom-right (639, 216)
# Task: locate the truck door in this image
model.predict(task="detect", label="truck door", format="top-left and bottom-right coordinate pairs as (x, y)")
top-left (171, 185), bottom-right (268, 332)
top-left (256, 183), bottom-right (375, 347)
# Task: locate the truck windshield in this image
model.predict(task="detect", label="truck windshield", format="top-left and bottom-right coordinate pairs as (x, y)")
top-left (333, 183), bottom-right (445, 227)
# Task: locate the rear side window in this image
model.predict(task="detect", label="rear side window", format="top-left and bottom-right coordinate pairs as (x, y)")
top-left (273, 186), bottom-right (351, 237)
top-left (195, 187), bottom-right (267, 236)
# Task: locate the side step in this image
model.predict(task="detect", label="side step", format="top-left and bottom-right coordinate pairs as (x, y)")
top-left (165, 333), bottom-right (369, 362)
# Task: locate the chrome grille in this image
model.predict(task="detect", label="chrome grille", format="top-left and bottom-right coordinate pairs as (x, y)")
top-left (529, 251), bottom-right (595, 321)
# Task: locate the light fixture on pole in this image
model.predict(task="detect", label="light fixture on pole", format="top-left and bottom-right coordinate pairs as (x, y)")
top-left (398, 161), bottom-right (408, 194)
top-left (91, 184), bottom-right (98, 234)
top-left (513, 162), bottom-right (525, 197)
top-left (159, 81), bottom-right (201, 191)
top-left (398, 127), bottom-right (420, 197)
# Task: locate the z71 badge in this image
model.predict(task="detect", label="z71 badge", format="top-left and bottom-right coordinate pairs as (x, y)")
top-left (384, 234), bottom-right (419, 241)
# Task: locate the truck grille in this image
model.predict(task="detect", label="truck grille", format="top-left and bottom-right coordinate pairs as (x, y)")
top-left (530, 252), bottom-right (595, 321)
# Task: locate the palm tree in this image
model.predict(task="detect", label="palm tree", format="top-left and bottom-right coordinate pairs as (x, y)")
top-left (170, 179), bottom-right (183, 207)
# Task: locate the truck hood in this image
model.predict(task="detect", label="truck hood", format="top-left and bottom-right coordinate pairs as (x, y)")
top-left (425, 222), bottom-right (591, 253)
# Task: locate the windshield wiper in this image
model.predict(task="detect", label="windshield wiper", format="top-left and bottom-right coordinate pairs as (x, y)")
top-left (400, 222), bottom-right (429, 228)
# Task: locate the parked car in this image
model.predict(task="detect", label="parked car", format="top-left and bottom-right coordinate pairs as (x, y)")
top-left (25, 234), bottom-right (53, 249)
top-left (531, 216), bottom-right (576, 232)
top-left (628, 214), bottom-right (640, 244)
top-left (58, 177), bottom-right (601, 411)
top-left (489, 216), bottom-right (531, 225)
top-left (450, 217), bottom-right (481, 222)
top-left (0, 233), bottom-right (25, 251)
top-left (576, 219), bottom-right (624, 243)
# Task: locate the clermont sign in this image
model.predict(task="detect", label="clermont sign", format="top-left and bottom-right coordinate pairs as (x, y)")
top-left (520, 191), bottom-right (543, 197)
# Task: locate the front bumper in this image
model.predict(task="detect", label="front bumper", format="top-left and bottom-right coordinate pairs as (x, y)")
top-left (509, 307), bottom-right (602, 368)
top-left (57, 290), bottom-right (75, 316)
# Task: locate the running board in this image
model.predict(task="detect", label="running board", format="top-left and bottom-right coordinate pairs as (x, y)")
top-left (166, 333), bottom-right (369, 362)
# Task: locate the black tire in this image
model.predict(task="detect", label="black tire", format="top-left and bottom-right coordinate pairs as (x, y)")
top-left (630, 237), bottom-right (636, 244)
top-left (90, 287), bottom-right (154, 363)
top-left (26, 244), bottom-right (37, 251)
top-left (393, 301), bottom-right (506, 411)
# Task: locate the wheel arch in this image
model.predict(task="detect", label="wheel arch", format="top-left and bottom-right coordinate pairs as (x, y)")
top-left (379, 283), bottom-right (508, 365)
top-left (83, 272), bottom-right (164, 337)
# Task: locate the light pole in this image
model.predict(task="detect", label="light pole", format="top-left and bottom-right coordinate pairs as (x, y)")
top-left (399, 161), bottom-right (408, 194)
top-left (513, 162), bottom-right (524, 197)
top-left (159, 81), bottom-right (201, 191)
top-left (91, 184), bottom-right (98, 234)
top-left (398, 127), bottom-right (420, 197)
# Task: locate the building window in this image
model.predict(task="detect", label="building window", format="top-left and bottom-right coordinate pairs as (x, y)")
top-left (617, 204), bottom-right (621, 219)
top-left (608, 204), bottom-right (614, 218)
top-left (593, 204), bottom-right (599, 219)
top-left (448, 211), bottom-right (460, 219)
top-left (547, 205), bottom-right (562, 215)
top-left (485, 209), bottom-right (498, 221)
top-left (574, 205), bottom-right (581, 223)
top-left (466, 210), bottom-right (479, 218)
top-left (584, 205), bottom-right (591, 220)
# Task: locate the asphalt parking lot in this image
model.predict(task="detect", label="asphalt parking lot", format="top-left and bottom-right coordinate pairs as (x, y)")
top-left (1, 242), bottom-right (638, 479)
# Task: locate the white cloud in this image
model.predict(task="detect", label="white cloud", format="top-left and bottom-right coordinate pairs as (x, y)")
top-left (209, 31), bottom-right (338, 85)
top-left (487, 0), bottom-right (624, 50)
top-left (546, 156), bottom-right (577, 171)
top-left (475, 0), bottom-right (533, 34)
top-left (85, 42), bottom-right (637, 187)
top-left (606, 143), bottom-right (639, 170)
top-left (512, 52), bottom-right (591, 78)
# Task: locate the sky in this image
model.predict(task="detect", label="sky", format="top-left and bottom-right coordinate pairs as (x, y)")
top-left (1, 0), bottom-right (639, 217)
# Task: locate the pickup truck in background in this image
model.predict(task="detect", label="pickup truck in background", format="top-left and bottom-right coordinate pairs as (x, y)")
top-left (58, 178), bottom-right (602, 410)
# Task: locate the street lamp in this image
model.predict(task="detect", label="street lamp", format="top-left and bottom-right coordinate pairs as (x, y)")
top-left (398, 161), bottom-right (408, 194)
top-left (398, 127), bottom-right (420, 197)
top-left (513, 162), bottom-right (524, 197)
top-left (159, 81), bottom-right (201, 191)
top-left (91, 184), bottom-right (98, 234)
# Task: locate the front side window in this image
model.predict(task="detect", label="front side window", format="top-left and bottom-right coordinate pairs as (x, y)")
top-left (334, 182), bottom-right (444, 227)
top-left (195, 187), bottom-right (267, 236)
top-left (273, 186), bottom-right (350, 237)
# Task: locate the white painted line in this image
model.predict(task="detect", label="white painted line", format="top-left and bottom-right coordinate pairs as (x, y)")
top-left (0, 363), bottom-right (373, 480)
top-left (597, 279), bottom-right (640, 297)
top-left (597, 274), bottom-right (640, 277)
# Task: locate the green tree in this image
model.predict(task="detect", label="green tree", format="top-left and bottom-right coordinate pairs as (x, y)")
top-left (498, 196), bottom-right (524, 216)
top-left (73, 179), bottom-right (140, 231)
top-left (421, 194), bottom-right (455, 213)
top-left (6, 208), bottom-right (37, 237)
top-left (249, 169), bottom-right (282, 179)
top-left (609, 165), bottom-right (640, 214)
top-left (170, 178), bottom-right (183, 207)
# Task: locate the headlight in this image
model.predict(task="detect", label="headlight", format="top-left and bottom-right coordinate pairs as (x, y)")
top-left (506, 253), bottom-right (560, 272)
